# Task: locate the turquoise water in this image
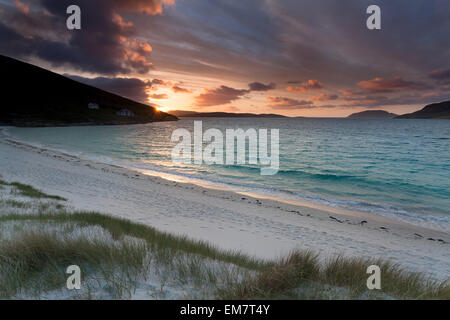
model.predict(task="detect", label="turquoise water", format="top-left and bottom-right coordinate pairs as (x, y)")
top-left (6, 118), bottom-right (450, 232)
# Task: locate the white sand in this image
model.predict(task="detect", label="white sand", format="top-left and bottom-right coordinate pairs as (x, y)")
top-left (0, 134), bottom-right (449, 282)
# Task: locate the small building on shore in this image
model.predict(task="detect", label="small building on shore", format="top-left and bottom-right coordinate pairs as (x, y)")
top-left (116, 109), bottom-right (135, 117)
top-left (88, 103), bottom-right (99, 110)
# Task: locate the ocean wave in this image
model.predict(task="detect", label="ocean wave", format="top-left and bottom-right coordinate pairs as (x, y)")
top-left (3, 127), bottom-right (449, 233)
top-left (76, 156), bottom-right (450, 232)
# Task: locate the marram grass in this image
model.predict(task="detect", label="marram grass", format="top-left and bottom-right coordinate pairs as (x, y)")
top-left (0, 180), bottom-right (448, 299)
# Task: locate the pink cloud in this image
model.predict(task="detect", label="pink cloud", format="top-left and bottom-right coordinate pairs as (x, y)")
top-left (286, 80), bottom-right (323, 93)
top-left (357, 77), bottom-right (430, 93)
top-left (195, 85), bottom-right (249, 107)
top-left (310, 93), bottom-right (338, 101)
top-left (266, 96), bottom-right (314, 110)
top-left (172, 85), bottom-right (192, 93)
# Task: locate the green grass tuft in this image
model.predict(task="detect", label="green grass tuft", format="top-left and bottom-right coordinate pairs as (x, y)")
top-left (8, 182), bottom-right (67, 200)
top-left (0, 179), bottom-right (66, 201)
top-left (0, 231), bottom-right (149, 298)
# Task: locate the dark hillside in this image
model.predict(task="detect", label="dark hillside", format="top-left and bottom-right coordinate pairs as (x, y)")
top-left (0, 55), bottom-right (177, 126)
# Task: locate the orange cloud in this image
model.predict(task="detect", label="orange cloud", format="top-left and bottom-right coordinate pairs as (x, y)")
top-left (113, 13), bottom-right (134, 29)
top-left (14, 0), bottom-right (29, 15)
top-left (266, 96), bottom-right (314, 110)
top-left (122, 38), bottom-right (153, 74)
top-left (115, 0), bottom-right (175, 15)
top-left (310, 93), bottom-right (338, 101)
top-left (172, 85), bottom-right (192, 93)
top-left (339, 89), bottom-right (357, 96)
top-left (357, 77), bottom-right (430, 92)
top-left (152, 79), bottom-right (172, 86)
top-left (149, 93), bottom-right (168, 99)
top-left (195, 85), bottom-right (249, 107)
top-left (287, 80), bottom-right (323, 92)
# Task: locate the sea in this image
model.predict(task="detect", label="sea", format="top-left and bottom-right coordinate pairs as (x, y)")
top-left (5, 118), bottom-right (450, 232)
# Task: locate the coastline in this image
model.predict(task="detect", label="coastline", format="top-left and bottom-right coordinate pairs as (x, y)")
top-left (0, 118), bottom-right (178, 128)
top-left (0, 132), bottom-right (449, 282)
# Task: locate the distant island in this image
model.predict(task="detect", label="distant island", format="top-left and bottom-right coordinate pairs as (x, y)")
top-left (170, 110), bottom-right (288, 118)
top-left (397, 101), bottom-right (450, 119)
top-left (347, 110), bottom-right (398, 119)
top-left (0, 55), bottom-right (177, 127)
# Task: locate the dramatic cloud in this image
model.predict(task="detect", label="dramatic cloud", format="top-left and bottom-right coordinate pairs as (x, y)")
top-left (286, 80), bottom-right (323, 93)
top-left (67, 75), bottom-right (151, 103)
top-left (357, 77), bottom-right (431, 93)
top-left (195, 85), bottom-right (250, 107)
top-left (0, 0), bottom-right (174, 75)
top-left (266, 96), bottom-right (314, 110)
top-left (1, 0), bottom-right (450, 116)
top-left (248, 82), bottom-right (276, 91)
top-left (193, 82), bottom-right (277, 107)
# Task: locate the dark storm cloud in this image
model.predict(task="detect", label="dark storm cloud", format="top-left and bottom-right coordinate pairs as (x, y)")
top-left (66, 75), bottom-right (151, 103)
top-left (248, 82), bottom-right (276, 91)
top-left (0, 0), bottom-right (173, 75)
top-left (0, 21), bottom-right (35, 55)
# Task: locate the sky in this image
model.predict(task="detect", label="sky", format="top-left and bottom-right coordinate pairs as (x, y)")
top-left (1, 0), bottom-right (450, 117)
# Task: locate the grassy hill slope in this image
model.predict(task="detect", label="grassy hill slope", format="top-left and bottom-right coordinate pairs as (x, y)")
top-left (0, 55), bottom-right (177, 126)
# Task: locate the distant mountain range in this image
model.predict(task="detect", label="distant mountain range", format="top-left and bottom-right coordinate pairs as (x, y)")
top-left (169, 110), bottom-right (288, 118)
top-left (396, 101), bottom-right (450, 119)
top-left (0, 55), bottom-right (177, 127)
top-left (347, 110), bottom-right (398, 119)
top-left (347, 103), bottom-right (450, 119)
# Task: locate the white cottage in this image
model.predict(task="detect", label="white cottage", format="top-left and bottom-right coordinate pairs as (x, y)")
top-left (88, 103), bottom-right (99, 110)
top-left (116, 109), bottom-right (135, 117)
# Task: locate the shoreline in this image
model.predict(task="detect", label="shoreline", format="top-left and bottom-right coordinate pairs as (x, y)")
top-left (3, 126), bottom-right (448, 233)
top-left (0, 132), bottom-right (449, 281)
top-left (0, 128), bottom-right (442, 231)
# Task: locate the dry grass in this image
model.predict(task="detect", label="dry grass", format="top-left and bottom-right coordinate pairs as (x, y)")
top-left (0, 180), bottom-right (448, 300)
top-left (322, 256), bottom-right (450, 299)
top-left (218, 251), bottom-right (320, 299)
top-left (219, 251), bottom-right (449, 300)
top-left (0, 231), bottom-right (149, 299)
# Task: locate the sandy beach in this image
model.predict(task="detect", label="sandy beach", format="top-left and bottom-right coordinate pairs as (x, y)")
top-left (0, 132), bottom-right (449, 282)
